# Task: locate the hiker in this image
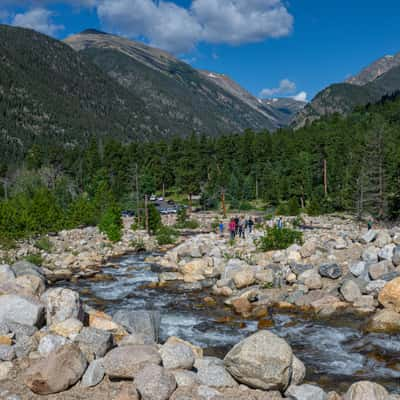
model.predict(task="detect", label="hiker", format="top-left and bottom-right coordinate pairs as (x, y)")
top-left (229, 219), bottom-right (236, 240)
top-left (234, 216), bottom-right (240, 236)
top-left (219, 221), bottom-right (224, 236)
top-left (238, 217), bottom-right (245, 239)
top-left (277, 217), bottom-right (283, 229)
top-left (368, 219), bottom-right (373, 231)
top-left (248, 217), bottom-right (254, 233)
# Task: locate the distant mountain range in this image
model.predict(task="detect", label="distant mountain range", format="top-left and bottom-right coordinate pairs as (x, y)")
top-left (0, 25), bottom-right (305, 160)
top-left (294, 52), bottom-right (400, 127)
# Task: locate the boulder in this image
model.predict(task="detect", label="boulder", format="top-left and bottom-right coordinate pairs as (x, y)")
top-left (291, 356), bottom-right (306, 386)
top-left (0, 294), bottom-right (44, 327)
top-left (113, 310), bottom-right (160, 343)
top-left (378, 277), bottom-right (400, 311)
top-left (362, 247), bottom-right (378, 264)
top-left (291, 264), bottom-right (314, 276)
top-left (319, 264), bottom-right (342, 279)
top-left (224, 330), bottom-right (293, 391)
top-left (364, 280), bottom-right (386, 297)
top-left (353, 295), bottom-right (375, 309)
top-left (378, 244), bottom-right (395, 261)
top-left (15, 275), bottom-right (45, 296)
top-left (285, 384), bottom-right (327, 400)
top-left (114, 385), bottom-right (140, 400)
top-left (340, 280), bottom-right (362, 303)
top-left (392, 246), bottom-right (400, 266)
top-left (360, 230), bottom-right (377, 244)
top-left (375, 231), bottom-right (392, 247)
top-left (24, 344), bottom-right (87, 395)
top-left (223, 259), bottom-right (250, 280)
top-left (172, 370), bottom-right (200, 387)
top-left (0, 361), bottom-right (13, 381)
top-left (118, 333), bottom-right (154, 346)
top-left (41, 288), bottom-right (83, 325)
top-left (181, 259), bottom-right (213, 277)
top-left (343, 381), bottom-right (388, 400)
top-left (164, 336), bottom-right (203, 358)
top-left (160, 341), bottom-right (195, 370)
top-left (300, 241), bottom-right (317, 258)
top-left (350, 262), bottom-right (368, 278)
top-left (135, 364), bottom-right (176, 400)
top-left (365, 309), bottom-right (400, 333)
top-left (103, 345), bottom-right (161, 379)
top-left (38, 334), bottom-right (67, 357)
top-left (81, 359), bottom-right (105, 388)
top-left (369, 261), bottom-right (392, 280)
top-left (11, 261), bottom-right (43, 280)
top-left (255, 270), bottom-right (274, 284)
top-left (0, 265), bottom-right (15, 282)
top-left (50, 318), bottom-right (83, 339)
top-left (233, 270), bottom-right (255, 289)
top-left (0, 345), bottom-right (15, 361)
top-left (195, 357), bottom-right (238, 388)
top-left (76, 327), bottom-right (112, 361)
top-left (304, 274), bottom-right (322, 290)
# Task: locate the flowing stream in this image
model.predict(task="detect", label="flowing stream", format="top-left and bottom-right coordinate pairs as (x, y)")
top-left (61, 253), bottom-right (400, 393)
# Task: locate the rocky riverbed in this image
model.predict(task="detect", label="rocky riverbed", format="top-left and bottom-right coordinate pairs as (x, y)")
top-left (1, 214), bottom-right (400, 399)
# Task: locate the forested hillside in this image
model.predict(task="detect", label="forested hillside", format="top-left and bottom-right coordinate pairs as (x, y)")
top-left (2, 92), bottom-right (400, 240)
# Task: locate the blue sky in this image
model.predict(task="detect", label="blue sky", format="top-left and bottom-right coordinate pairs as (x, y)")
top-left (1, 0), bottom-right (400, 101)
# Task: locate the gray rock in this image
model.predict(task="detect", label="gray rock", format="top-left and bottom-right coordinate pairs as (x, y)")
top-left (285, 384), bottom-right (327, 400)
top-left (393, 246), bottom-right (400, 266)
top-left (197, 386), bottom-right (222, 400)
top-left (344, 381), bottom-right (388, 400)
top-left (350, 262), bottom-right (368, 278)
top-left (160, 341), bottom-right (195, 370)
top-left (103, 345), bottom-right (161, 379)
top-left (360, 230), bottom-right (377, 244)
top-left (375, 231), bottom-right (392, 247)
top-left (113, 310), bottom-right (160, 343)
top-left (378, 244), bottom-right (395, 261)
top-left (340, 280), bottom-right (362, 302)
top-left (41, 288), bottom-right (83, 325)
top-left (118, 333), bottom-right (154, 346)
top-left (14, 335), bottom-right (37, 358)
top-left (319, 264), bottom-right (342, 279)
top-left (0, 361), bottom-right (13, 381)
top-left (224, 330), bottom-right (293, 391)
top-left (24, 344), bottom-right (87, 395)
top-left (364, 280), bottom-right (387, 296)
top-left (0, 345), bottom-right (15, 361)
top-left (172, 370), bottom-right (200, 387)
top-left (11, 261), bottom-right (43, 279)
top-left (369, 261), bottom-right (392, 280)
top-left (81, 359), bottom-right (105, 388)
top-left (135, 364), bottom-right (176, 400)
top-left (291, 356), bottom-right (306, 386)
top-left (0, 295), bottom-right (44, 327)
top-left (362, 247), bottom-right (379, 264)
top-left (290, 264), bottom-right (313, 276)
top-left (196, 357), bottom-right (237, 388)
top-left (5, 322), bottom-right (37, 339)
top-left (38, 335), bottom-right (67, 357)
top-left (76, 327), bottom-right (112, 361)
top-left (0, 265), bottom-right (15, 282)
top-left (379, 271), bottom-right (400, 282)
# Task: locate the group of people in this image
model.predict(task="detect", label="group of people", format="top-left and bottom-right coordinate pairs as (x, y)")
top-left (219, 216), bottom-right (254, 240)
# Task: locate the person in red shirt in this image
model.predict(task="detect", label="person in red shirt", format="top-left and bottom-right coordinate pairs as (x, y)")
top-left (229, 219), bottom-right (236, 240)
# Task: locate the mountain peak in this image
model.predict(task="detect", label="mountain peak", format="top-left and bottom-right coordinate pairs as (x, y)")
top-left (80, 29), bottom-right (109, 36)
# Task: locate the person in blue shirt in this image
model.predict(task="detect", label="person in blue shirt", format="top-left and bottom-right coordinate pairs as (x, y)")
top-left (219, 221), bottom-right (224, 236)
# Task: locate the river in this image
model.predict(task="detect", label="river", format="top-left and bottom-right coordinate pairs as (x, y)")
top-left (60, 253), bottom-right (400, 393)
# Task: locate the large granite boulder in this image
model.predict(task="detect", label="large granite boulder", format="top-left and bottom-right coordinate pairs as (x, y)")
top-left (76, 327), bottom-right (113, 361)
top-left (0, 294), bottom-right (44, 327)
top-left (160, 341), bottom-right (195, 370)
top-left (195, 357), bottom-right (238, 388)
top-left (24, 344), bottom-right (87, 394)
top-left (135, 364), bottom-right (176, 400)
top-left (224, 331), bottom-right (293, 391)
top-left (41, 288), bottom-right (83, 325)
top-left (103, 345), bottom-right (161, 379)
top-left (285, 384), bottom-right (327, 400)
top-left (343, 381), bottom-right (388, 400)
top-left (378, 277), bottom-right (400, 312)
top-left (113, 310), bottom-right (160, 343)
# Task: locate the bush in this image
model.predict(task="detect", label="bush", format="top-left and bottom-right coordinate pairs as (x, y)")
top-left (130, 238), bottom-right (146, 252)
top-left (66, 194), bottom-right (97, 228)
top-left (34, 237), bottom-right (53, 252)
top-left (156, 226), bottom-right (179, 245)
top-left (148, 204), bottom-right (162, 234)
top-left (276, 198), bottom-right (300, 216)
top-left (256, 226), bottom-right (303, 251)
top-left (99, 205), bottom-right (122, 242)
top-left (25, 253), bottom-right (43, 266)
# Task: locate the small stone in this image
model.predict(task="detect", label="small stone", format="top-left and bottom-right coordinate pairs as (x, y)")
top-left (285, 384), bottom-right (327, 400)
top-left (362, 247), bottom-right (378, 264)
top-left (233, 270), bottom-right (255, 289)
top-left (0, 345), bottom-right (16, 361)
top-left (160, 341), bottom-right (195, 370)
top-left (350, 262), bottom-right (367, 278)
top-left (340, 280), bottom-right (362, 303)
top-left (360, 230), bottom-right (377, 244)
top-left (319, 264), bottom-right (342, 279)
top-left (0, 361), bottom-right (13, 380)
top-left (369, 261), bottom-right (391, 280)
top-left (76, 327), bottom-right (112, 361)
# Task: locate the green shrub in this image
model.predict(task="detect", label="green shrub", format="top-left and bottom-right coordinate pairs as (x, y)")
top-left (276, 198), bottom-right (300, 216)
top-left (256, 226), bottom-right (303, 251)
top-left (148, 204), bottom-right (162, 234)
top-left (34, 237), bottom-right (53, 252)
top-left (156, 225), bottom-right (179, 245)
top-left (99, 205), bottom-right (122, 242)
top-left (25, 253), bottom-right (43, 266)
top-left (66, 194), bottom-right (97, 227)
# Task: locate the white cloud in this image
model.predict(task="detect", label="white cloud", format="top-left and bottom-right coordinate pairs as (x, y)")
top-left (97, 0), bottom-right (293, 54)
top-left (292, 91), bottom-right (307, 102)
top-left (259, 79), bottom-right (296, 98)
top-left (11, 8), bottom-right (64, 36)
top-left (1, 0), bottom-right (97, 6)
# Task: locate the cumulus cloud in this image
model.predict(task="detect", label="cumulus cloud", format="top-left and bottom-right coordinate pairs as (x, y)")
top-left (97, 0), bottom-right (293, 54)
top-left (259, 79), bottom-right (296, 98)
top-left (11, 8), bottom-right (64, 36)
top-left (292, 91), bottom-right (307, 102)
